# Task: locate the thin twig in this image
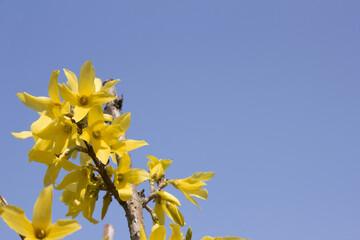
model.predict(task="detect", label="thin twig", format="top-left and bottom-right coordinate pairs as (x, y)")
top-left (103, 79), bottom-right (144, 240)
top-left (83, 141), bottom-right (126, 206)
top-left (143, 179), bottom-right (169, 205)
top-left (144, 205), bottom-right (158, 224)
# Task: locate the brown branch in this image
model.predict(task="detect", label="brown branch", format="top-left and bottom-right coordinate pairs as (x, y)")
top-left (84, 141), bottom-right (125, 206)
top-left (103, 79), bottom-right (144, 240)
top-left (0, 195), bottom-right (25, 240)
top-left (143, 179), bottom-right (169, 205)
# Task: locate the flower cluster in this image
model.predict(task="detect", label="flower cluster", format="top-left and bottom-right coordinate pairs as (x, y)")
top-left (0, 61), bottom-right (248, 240)
top-left (11, 61), bottom-right (149, 224)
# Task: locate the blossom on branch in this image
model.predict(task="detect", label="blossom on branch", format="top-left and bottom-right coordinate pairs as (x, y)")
top-left (0, 186), bottom-right (81, 240)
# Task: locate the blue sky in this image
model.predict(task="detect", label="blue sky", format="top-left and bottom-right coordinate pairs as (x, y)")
top-left (0, 0), bottom-right (359, 239)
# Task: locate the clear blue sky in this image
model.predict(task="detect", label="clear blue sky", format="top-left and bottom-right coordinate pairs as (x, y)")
top-left (0, 1), bottom-right (359, 239)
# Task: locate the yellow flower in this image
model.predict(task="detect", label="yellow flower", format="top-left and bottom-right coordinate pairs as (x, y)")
top-left (171, 172), bottom-right (214, 209)
top-left (17, 70), bottom-right (69, 120)
top-left (169, 223), bottom-right (185, 240)
top-left (147, 155), bottom-right (172, 180)
top-left (140, 224), bottom-right (166, 240)
top-left (154, 199), bottom-right (184, 227)
top-left (109, 112), bottom-right (148, 160)
top-left (139, 223), bottom-right (186, 240)
top-left (109, 154), bottom-right (150, 201)
top-left (59, 61), bottom-right (119, 122)
top-left (80, 104), bottom-right (123, 164)
top-left (57, 166), bottom-right (100, 224)
top-left (28, 148), bottom-right (80, 186)
top-left (30, 115), bottom-right (79, 155)
top-left (0, 186), bottom-right (81, 240)
top-left (153, 191), bottom-right (184, 226)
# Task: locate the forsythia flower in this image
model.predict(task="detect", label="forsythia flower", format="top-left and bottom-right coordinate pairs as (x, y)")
top-left (28, 148), bottom-right (79, 186)
top-left (57, 167), bottom-right (100, 224)
top-left (154, 191), bottom-right (184, 226)
top-left (140, 224), bottom-right (166, 240)
top-left (109, 154), bottom-right (150, 201)
top-left (81, 104), bottom-right (147, 164)
top-left (0, 186), bottom-right (81, 240)
top-left (169, 223), bottom-right (185, 240)
top-left (17, 70), bottom-right (69, 120)
top-left (147, 155), bottom-right (172, 180)
top-left (139, 223), bottom-right (186, 240)
top-left (58, 61), bottom-right (119, 122)
top-left (171, 172), bottom-right (214, 209)
top-left (30, 115), bottom-right (79, 155)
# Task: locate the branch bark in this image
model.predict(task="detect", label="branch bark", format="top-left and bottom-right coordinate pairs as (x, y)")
top-left (103, 79), bottom-right (145, 240)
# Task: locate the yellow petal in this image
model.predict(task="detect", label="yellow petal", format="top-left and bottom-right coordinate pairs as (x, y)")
top-left (32, 186), bottom-right (53, 231)
top-left (117, 154), bottom-right (131, 173)
top-left (157, 191), bottom-right (181, 206)
top-left (48, 70), bottom-right (61, 103)
top-left (103, 125), bottom-right (125, 144)
top-left (58, 83), bottom-right (77, 106)
top-left (188, 172), bottom-right (215, 182)
top-left (103, 113), bottom-right (113, 122)
top-left (53, 135), bottom-right (70, 155)
top-left (154, 200), bottom-right (165, 225)
top-left (179, 189), bottom-right (201, 210)
top-left (0, 205), bottom-right (34, 237)
top-left (187, 189), bottom-right (209, 200)
top-left (62, 160), bottom-right (81, 172)
top-left (101, 79), bottom-right (120, 92)
top-left (91, 91), bottom-right (116, 105)
top-left (126, 169), bottom-right (150, 185)
top-left (112, 112), bottom-right (131, 131)
top-left (101, 194), bottom-right (112, 220)
top-left (139, 224), bottom-right (147, 240)
top-left (80, 128), bottom-right (91, 143)
top-left (149, 224), bottom-right (166, 240)
top-left (117, 184), bottom-right (133, 201)
top-left (88, 104), bottom-right (104, 128)
top-left (161, 160), bottom-right (172, 171)
top-left (28, 150), bottom-right (54, 164)
top-left (61, 101), bottom-right (71, 116)
top-left (56, 171), bottom-right (83, 190)
top-left (112, 140), bottom-right (148, 155)
top-left (80, 152), bottom-right (92, 167)
top-left (169, 223), bottom-right (183, 240)
top-left (47, 219), bottom-right (81, 239)
top-left (95, 146), bottom-right (110, 165)
top-left (31, 138), bottom-right (54, 152)
top-left (147, 155), bottom-right (159, 166)
top-left (43, 163), bottom-right (60, 186)
top-left (78, 61), bottom-right (95, 95)
top-left (11, 131), bottom-right (32, 139)
top-left (17, 92), bottom-right (52, 112)
top-left (163, 201), bottom-right (184, 226)
top-left (94, 78), bottom-right (102, 92)
top-left (63, 69), bottom-right (78, 93)
top-left (92, 139), bottom-right (110, 165)
top-left (82, 191), bottom-right (99, 224)
top-left (73, 106), bottom-right (90, 122)
top-left (30, 115), bottom-right (57, 138)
